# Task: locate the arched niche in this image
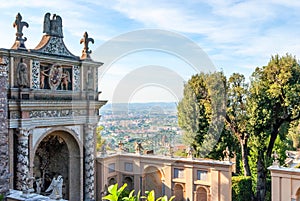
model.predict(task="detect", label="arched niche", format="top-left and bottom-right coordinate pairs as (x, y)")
top-left (173, 183), bottom-right (184, 201)
top-left (143, 166), bottom-right (163, 198)
top-left (32, 129), bottom-right (82, 200)
top-left (195, 186), bottom-right (210, 201)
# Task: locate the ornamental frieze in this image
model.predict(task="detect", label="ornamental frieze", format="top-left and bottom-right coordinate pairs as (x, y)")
top-left (29, 109), bottom-right (87, 118)
top-left (40, 37), bottom-right (73, 57)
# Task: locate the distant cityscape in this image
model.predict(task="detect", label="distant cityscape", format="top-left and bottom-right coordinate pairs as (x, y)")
top-left (99, 102), bottom-right (185, 154)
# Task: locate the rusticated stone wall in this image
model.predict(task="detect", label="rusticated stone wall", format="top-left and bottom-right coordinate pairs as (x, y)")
top-left (0, 56), bottom-right (9, 195)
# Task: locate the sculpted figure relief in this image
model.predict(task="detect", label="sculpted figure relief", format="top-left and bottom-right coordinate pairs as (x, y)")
top-left (45, 175), bottom-right (63, 199)
top-left (43, 13), bottom-right (63, 37)
top-left (17, 58), bottom-right (29, 88)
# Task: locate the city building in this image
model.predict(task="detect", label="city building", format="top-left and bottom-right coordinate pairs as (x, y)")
top-left (96, 153), bottom-right (232, 201)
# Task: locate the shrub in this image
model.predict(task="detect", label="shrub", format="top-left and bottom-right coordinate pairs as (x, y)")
top-left (232, 176), bottom-right (252, 201)
top-left (102, 183), bottom-right (174, 201)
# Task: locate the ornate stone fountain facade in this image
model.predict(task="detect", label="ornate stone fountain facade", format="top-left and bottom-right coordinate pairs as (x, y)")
top-left (0, 12), bottom-right (106, 200)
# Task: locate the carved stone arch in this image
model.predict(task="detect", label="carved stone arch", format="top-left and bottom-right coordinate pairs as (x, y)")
top-left (173, 183), bottom-right (185, 201)
top-left (194, 186), bottom-right (211, 201)
top-left (143, 165), bottom-right (163, 198)
top-left (32, 127), bottom-right (83, 200)
top-left (32, 126), bottom-right (82, 152)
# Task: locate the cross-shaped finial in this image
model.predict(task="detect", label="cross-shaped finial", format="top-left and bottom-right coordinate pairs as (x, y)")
top-left (12, 13), bottom-right (29, 49)
top-left (80, 32), bottom-right (94, 60)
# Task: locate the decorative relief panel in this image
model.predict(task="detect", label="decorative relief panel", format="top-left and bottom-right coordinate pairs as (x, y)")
top-left (72, 65), bottom-right (80, 91)
top-left (0, 56), bottom-right (9, 77)
top-left (29, 109), bottom-right (87, 118)
top-left (10, 111), bottom-right (21, 119)
top-left (31, 60), bottom-right (40, 89)
top-left (40, 63), bottom-right (72, 90)
top-left (30, 109), bottom-right (72, 118)
top-left (40, 37), bottom-right (73, 57)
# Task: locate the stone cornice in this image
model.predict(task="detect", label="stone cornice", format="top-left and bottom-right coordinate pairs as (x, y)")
top-left (9, 115), bottom-right (99, 128)
top-left (8, 99), bottom-right (106, 110)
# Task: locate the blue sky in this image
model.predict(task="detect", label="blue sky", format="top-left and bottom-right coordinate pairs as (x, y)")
top-left (1, 0), bottom-right (300, 103)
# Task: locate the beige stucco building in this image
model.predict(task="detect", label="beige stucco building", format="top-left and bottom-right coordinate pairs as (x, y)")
top-left (96, 153), bottom-right (232, 201)
top-left (269, 166), bottom-right (300, 201)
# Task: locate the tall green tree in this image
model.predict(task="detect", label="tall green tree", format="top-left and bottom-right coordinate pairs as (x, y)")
top-left (226, 73), bottom-right (252, 177)
top-left (177, 72), bottom-right (226, 157)
top-left (177, 73), bottom-right (210, 155)
top-left (248, 54), bottom-right (300, 201)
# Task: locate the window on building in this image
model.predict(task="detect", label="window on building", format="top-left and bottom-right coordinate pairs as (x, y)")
top-left (125, 162), bottom-right (133, 172)
top-left (197, 170), bottom-right (208, 180)
top-left (108, 163), bottom-right (115, 173)
top-left (174, 168), bottom-right (184, 178)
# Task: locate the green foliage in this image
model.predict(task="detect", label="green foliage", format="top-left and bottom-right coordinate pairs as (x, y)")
top-left (177, 72), bottom-right (226, 157)
top-left (248, 54), bottom-right (300, 200)
top-left (0, 194), bottom-right (3, 201)
top-left (287, 119), bottom-right (300, 148)
top-left (207, 128), bottom-right (239, 161)
top-left (96, 125), bottom-right (106, 152)
top-left (103, 183), bottom-right (174, 201)
top-left (232, 176), bottom-right (252, 201)
top-left (103, 183), bottom-right (128, 201)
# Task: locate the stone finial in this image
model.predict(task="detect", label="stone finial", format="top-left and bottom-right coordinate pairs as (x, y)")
top-left (223, 146), bottom-right (230, 161)
top-left (272, 151), bottom-right (279, 167)
top-left (12, 13), bottom-right (29, 49)
top-left (134, 141), bottom-right (144, 155)
top-left (80, 32), bottom-right (94, 60)
top-left (186, 146), bottom-right (194, 159)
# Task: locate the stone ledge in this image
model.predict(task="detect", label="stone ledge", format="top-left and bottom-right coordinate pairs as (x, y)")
top-left (6, 190), bottom-right (68, 201)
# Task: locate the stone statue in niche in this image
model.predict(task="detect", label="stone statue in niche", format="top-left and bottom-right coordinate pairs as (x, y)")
top-left (16, 58), bottom-right (29, 88)
top-left (43, 13), bottom-right (63, 37)
top-left (45, 175), bottom-right (63, 199)
top-left (87, 69), bottom-right (93, 89)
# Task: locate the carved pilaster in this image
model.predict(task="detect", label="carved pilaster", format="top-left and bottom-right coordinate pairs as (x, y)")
top-left (16, 128), bottom-right (31, 191)
top-left (72, 65), bottom-right (80, 91)
top-left (84, 123), bottom-right (96, 201)
top-left (0, 56), bottom-right (9, 195)
top-left (31, 60), bottom-right (40, 89)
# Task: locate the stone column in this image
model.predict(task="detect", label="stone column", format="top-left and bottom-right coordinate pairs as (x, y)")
top-left (0, 56), bottom-right (9, 195)
top-left (84, 123), bottom-right (96, 201)
top-left (16, 128), bottom-right (31, 191)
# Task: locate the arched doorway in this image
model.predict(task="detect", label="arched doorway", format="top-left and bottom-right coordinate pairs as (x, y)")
top-left (123, 176), bottom-right (134, 191)
top-left (296, 187), bottom-right (300, 201)
top-left (108, 177), bottom-right (117, 186)
top-left (144, 166), bottom-right (163, 198)
top-left (33, 130), bottom-right (82, 200)
top-left (195, 186), bottom-right (208, 201)
top-left (174, 183), bottom-right (184, 201)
